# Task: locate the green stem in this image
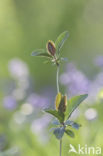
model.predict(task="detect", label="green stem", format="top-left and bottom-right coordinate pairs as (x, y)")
top-left (60, 139), bottom-right (62, 156)
top-left (56, 65), bottom-right (60, 93)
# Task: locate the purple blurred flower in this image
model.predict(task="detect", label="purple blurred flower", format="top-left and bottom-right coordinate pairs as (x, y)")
top-left (31, 115), bottom-right (51, 132)
top-left (27, 93), bottom-right (50, 109)
top-left (31, 114), bottom-right (51, 142)
top-left (8, 58), bottom-right (29, 79)
top-left (60, 63), bottom-right (90, 97)
top-left (3, 96), bottom-right (17, 110)
top-left (87, 72), bottom-right (103, 103)
top-left (85, 108), bottom-right (98, 120)
top-left (0, 135), bottom-right (7, 150)
top-left (94, 55), bottom-right (103, 67)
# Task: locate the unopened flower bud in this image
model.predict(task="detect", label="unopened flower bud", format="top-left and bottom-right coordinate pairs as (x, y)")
top-left (47, 40), bottom-right (56, 56)
top-left (58, 95), bottom-right (67, 113)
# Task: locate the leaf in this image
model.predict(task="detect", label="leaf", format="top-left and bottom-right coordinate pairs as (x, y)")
top-left (65, 129), bottom-right (75, 138)
top-left (52, 119), bottom-right (60, 125)
top-left (31, 49), bottom-right (52, 58)
top-left (44, 109), bottom-right (64, 123)
top-left (55, 92), bottom-right (62, 110)
top-left (53, 127), bottom-right (65, 140)
top-left (55, 31), bottom-right (69, 54)
top-left (71, 122), bottom-right (81, 130)
top-left (65, 120), bottom-right (81, 130)
top-left (65, 94), bottom-right (88, 120)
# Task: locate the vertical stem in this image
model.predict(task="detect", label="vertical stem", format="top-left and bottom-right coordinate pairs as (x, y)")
top-left (56, 64), bottom-right (62, 156)
top-left (60, 139), bottom-right (62, 156)
top-left (56, 65), bottom-right (60, 93)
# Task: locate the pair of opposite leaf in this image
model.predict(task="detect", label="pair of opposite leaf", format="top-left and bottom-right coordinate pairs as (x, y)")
top-left (31, 31), bottom-right (69, 65)
top-left (45, 93), bottom-right (88, 140)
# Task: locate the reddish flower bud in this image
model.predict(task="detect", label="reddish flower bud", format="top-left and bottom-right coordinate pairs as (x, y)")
top-left (58, 95), bottom-right (67, 113)
top-left (46, 40), bottom-right (56, 56)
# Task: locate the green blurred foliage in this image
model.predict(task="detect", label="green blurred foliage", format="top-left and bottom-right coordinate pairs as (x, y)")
top-left (0, 0), bottom-right (103, 155)
top-left (0, 0), bottom-right (103, 85)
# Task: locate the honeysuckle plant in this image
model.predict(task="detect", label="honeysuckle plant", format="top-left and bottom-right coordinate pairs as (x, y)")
top-left (31, 31), bottom-right (88, 156)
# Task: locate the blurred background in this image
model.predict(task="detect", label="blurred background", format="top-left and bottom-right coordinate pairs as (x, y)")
top-left (0, 0), bottom-right (103, 155)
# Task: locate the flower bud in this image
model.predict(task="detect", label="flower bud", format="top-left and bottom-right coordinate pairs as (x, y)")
top-left (55, 92), bottom-right (62, 111)
top-left (58, 95), bottom-right (67, 113)
top-left (46, 40), bottom-right (56, 56)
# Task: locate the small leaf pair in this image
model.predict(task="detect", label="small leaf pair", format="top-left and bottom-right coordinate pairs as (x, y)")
top-left (52, 126), bottom-right (75, 139)
top-left (31, 31), bottom-right (69, 65)
top-left (52, 119), bottom-right (81, 130)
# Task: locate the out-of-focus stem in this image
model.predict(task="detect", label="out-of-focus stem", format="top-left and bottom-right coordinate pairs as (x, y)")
top-left (56, 64), bottom-right (60, 93)
top-left (60, 139), bottom-right (62, 156)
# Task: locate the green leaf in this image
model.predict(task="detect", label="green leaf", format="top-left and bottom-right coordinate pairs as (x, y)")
top-left (53, 127), bottom-right (65, 140)
top-left (55, 31), bottom-right (69, 54)
top-left (31, 49), bottom-right (52, 58)
top-left (65, 94), bottom-right (88, 120)
top-left (44, 109), bottom-right (64, 123)
top-left (65, 120), bottom-right (81, 130)
top-left (71, 122), bottom-right (81, 130)
top-left (52, 120), bottom-right (60, 125)
top-left (65, 129), bottom-right (74, 138)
